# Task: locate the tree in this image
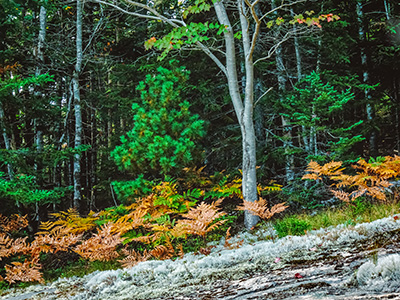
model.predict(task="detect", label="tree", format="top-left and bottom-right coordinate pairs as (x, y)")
top-left (111, 64), bottom-right (206, 177)
top-left (72, 0), bottom-right (84, 210)
top-left (95, 0), bottom-right (336, 229)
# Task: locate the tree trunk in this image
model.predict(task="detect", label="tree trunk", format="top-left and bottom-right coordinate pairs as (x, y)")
top-left (0, 102), bottom-right (13, 180)
top-left (73, 0), bottom-right (83, 210)
top-left (273, 0), bottom-right (294, 183)
top-left (215, 0), bottom-right (259, 229)
top-left (383, 0), bottom-right (390, 20)
top-left (357, 0), bottom-right (376, 156)
top-left (34, 5), bottom-right (46, 185)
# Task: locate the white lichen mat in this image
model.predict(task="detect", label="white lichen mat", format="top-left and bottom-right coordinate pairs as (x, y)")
top-left (2, 215), bottom-right (400, 300)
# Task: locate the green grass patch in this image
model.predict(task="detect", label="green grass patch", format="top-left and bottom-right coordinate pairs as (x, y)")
top-left (272, 200), bottom-right (400, 238)
top-left (42, 258), bottom-right (121, 282)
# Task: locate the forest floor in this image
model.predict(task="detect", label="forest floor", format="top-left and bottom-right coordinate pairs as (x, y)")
top-left (2, 215), bottom-right (400, 300)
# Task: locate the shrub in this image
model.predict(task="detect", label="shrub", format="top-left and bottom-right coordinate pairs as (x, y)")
top-left (274, 217), bottom-right (311, 237)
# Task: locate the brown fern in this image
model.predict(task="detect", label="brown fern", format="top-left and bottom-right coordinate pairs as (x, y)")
top-left (4, 258), bottom-right (44, 284)
top-left (236, 198), bottom-right (287, 220)
top-left (30, 228), bottom-right (83, 257)
top-left (303, 156), bottom-right (400, 203)
top-left (0, 214), bottom-right (28, 233)
top-left (73, 223), bottom-right (121, 262)
top-left (118, 248), bottom-right (151, 268)
top-left (0, 234), bottom-right (28, 259)
top-left (150, 244), bottom-right (175, 260)
top-left (176, 199), bottom-right (227, 237)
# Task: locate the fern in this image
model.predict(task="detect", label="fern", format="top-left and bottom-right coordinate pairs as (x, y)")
top-left (38, 208), bottom-right (98, 235)
top-left (236, 199), bottom-right (287, 220)
top-left (119, 248), bottom-right (151, 268)
top-left (150, 244), bottom-right (175, 260)
top-left (4, 258), bottom-right (44, 284)
top-left (176, 199), bottom-right (227, 237)
top-left (303, 156), bottom-right (400, 203)
top-left (30, 228), bottom-right (83, 257)
top-left (73, 223), bottom-right (121, 262)
top-left (0, 214), bottom-right (28, 233)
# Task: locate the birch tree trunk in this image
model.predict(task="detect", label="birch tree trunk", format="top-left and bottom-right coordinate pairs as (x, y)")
top-left (291, 8), bottom-right (310, 154)
top-left (273, 0), bottom-right (294, 183)
top-left (0, 102), bottom-right (13, 180)
top-left (73, 0), bottom-right (83, 210)
top-left (34, 5), bottom-right (46, 185)
top-left (357, 0), bottom-right (376, 156)
top-left (215, 0), bottom-right (259, 229)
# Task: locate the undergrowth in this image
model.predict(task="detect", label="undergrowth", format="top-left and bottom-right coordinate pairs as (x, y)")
top-left (271, 199), bottom-right (400, 238)
top-left (2, 156), bottom-right (400, 288)
top-left (0, 169), bottom-right (283, 287)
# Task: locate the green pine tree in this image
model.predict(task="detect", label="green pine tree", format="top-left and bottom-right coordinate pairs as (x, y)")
top-left (111, 64), bottom-right (206, 177)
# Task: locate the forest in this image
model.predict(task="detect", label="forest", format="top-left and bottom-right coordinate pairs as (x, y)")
top-left (1, 0), bottom-right (400, 290)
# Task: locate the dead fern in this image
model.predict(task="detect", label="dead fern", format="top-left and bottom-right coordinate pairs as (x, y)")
top-left (236, 198), bottom-right (287, 220)
top-left (0, 234), bottom-right (28, 260)
top-left (150, 244), bottom-right (175, 260)
top-left (4, 258), bottom-right (44, 284)
top-left (30, 228), bottom-right (83, 257)
top-left (176, 199), bottom-right (227, 237)
top-left (303, 156), bottom-right (400, 203)
top-left (0, 214), bottom-right (28, 233)
top-left (74, 223), bottom-right (121, 262)
top-left (118, 248), bottom-right (151, 268)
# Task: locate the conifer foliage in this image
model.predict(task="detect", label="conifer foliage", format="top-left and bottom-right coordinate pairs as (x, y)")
top-left (111, 64), bottom-right (206, 176)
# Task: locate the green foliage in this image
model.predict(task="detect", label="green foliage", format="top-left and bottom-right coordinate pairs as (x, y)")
top-left (273, 217), bottom-right (312, 238)
top-left (0, 172), bottom-right (67, 207)
top-left (281, 181), bottom-right (326, 210)
top-left (0, 74), bottom-right (54, 95)
top-left (111, 175), bottom-right (154, 205)
top-left (111, 64), bottom-right (206, 177)
top-left (281, 72), bottom-right (364, 162)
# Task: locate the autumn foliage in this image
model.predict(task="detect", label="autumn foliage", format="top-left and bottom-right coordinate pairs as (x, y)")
top-left (0, 172), bottom-right (285, 285)
top-left (303, 155), bottom-right (400, 203)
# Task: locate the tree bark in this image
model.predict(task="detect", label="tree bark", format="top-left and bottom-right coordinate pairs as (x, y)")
top-left (215, 0), bottom-right (259, 229)
top-left (0, 102), bottom-right (13, 180)
top-left (34, 5), bottom-right (46, 185)
top-left (73, 0), bottom-right (84, 210)
top-left (273, 0), bottom-right (294, 183)
top-left (357, 0), bottom-right (376, 156)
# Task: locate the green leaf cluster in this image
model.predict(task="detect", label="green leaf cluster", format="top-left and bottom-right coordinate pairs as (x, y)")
top-left (111, 64), bottom-right (206, 177)
top-left (281, 72), bottom-right (364, 161)
top-left (0, 172), bottom-right (68, 207)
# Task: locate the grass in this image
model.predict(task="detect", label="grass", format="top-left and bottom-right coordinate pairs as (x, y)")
top-left (270, 199), bottom-right (400, 238)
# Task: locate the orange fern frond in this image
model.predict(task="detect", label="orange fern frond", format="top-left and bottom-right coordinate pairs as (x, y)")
top-left (4, 258), bottom-right (44, 284)
top-left (128, 235), bottom-right (153, 244)
top-left (303, 161), bottom-right (344, 180)
top-left (0, 234), bottom-right (28, 259)
top-left (30, 229), bottom-right (83, 257)
top-left (0, 234), bottom-right (14, 259)
top-left (331, 189), bottom-right (350, 202)
top-left (320, 161), bottom-right (345, 176)
top-left (176, 199), bottom-right (227, 237)
top-left (74, 223), bottom-right (121, 262)
top-left (176, 244), bottom-right (184, 258)
top-left (236, 198), bottom-right (287, 220)
top-left (302, 161), bottom-right (322, 180)
top-left (0, 214), bottom-right (28, 233)
top-left (119, 248), bottom-right (151, 268)
top-left (150, 244), bottom-right (174, 260)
